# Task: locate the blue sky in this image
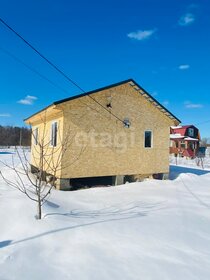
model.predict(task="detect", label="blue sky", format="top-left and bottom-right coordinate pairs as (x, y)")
top-left (0, 0), bottom-right (210, 137)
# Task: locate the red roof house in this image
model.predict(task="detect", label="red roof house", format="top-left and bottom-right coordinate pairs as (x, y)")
top-left (170, 125), bottom-right (200, 158)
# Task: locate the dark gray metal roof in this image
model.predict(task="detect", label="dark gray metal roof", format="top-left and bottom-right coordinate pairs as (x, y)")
top-left (25, 78), bottom-right (181, 123)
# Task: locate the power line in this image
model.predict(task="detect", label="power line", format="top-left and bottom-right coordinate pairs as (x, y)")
top-left (0, 46), bottom-right (69, 94)
top-left (0, 17), bottom-right (125, 124)
top-left (195, 120), bottom-right (210, 126)
top-left (180, 174), bottom-right (210, 209)
top-left (0, 46), bottom-right (111, 122)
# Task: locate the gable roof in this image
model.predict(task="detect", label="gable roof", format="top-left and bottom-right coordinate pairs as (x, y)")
top-left (171, 125), bottom-right (197, 136)
top-left (24, 79), bottom-right (181, 124)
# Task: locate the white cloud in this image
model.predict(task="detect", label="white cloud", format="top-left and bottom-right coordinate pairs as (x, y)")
top-left (0, 113), bottom-right (11, 117)
top-left (179, 13), bottom-right (195, 26)
top-left (179, 64), bottom-right (190, 70)
top-left (127, 29), bottom-right (156, 41)
top-left (26, 95), bottom-right (37, 100)
top-left (18, 95), bottom-right (37, 105)
top-left (184, 101), bottom-right (203, 109)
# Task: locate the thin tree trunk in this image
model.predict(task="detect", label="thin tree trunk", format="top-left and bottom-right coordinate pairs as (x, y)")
top-left (37, 195), bottom-right (42, 220)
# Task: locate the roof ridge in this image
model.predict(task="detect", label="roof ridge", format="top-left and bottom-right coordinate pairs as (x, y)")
top-left (25, 78), bottom-right (181, 124)
top-left (53, 79), bottom-right (133, 105)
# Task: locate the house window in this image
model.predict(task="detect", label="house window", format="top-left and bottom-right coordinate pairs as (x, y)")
top-left (33, 127), bottom-right (38, 145)
top-left (144, 131), bottom-right (152, 148)
top-left (189, 142), bottom-right (195, 150)
top-left (188, 128), bottom-right (194, 137)
top-left (181, 140), bottom-right (186, 149)
top-left (50, 121), bottom-right (58, 147)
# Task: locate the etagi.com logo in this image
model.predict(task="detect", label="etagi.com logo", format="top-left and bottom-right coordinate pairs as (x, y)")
top-left (75, 129), bottom-right (136, 153)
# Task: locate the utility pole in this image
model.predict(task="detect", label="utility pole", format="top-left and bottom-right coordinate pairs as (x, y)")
top-left (19, 128), bottom-right (22, 147)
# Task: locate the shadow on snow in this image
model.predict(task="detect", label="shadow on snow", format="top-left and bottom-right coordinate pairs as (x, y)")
top-left (169, 165), bottom-right (210, 180)
top-left (0, 201), bottom-right (165, 248)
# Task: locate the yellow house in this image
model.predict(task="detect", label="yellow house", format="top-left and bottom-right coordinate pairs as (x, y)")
top-left (25, 79), bottom-right (180, 190)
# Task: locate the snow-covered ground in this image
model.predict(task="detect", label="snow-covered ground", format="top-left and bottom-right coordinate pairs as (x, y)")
top-left (1, 150), bottom-right (210, 280)
top-left (170, 154), bottom-right (210, 170)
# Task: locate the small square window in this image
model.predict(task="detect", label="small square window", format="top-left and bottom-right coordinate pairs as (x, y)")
top-left (188, 128), bottom-right (194, 137)
top-left (181, 140), bottom-right (186, 149)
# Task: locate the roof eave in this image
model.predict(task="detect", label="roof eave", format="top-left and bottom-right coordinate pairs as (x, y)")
top-left (24, 78), bottom-right (181, 125)
top-left (24, 104), bottom-right (55, 124)
top-left (128, 79), bottom-right (181, 124)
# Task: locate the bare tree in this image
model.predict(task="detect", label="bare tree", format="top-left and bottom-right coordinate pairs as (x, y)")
top-left (200, 137), bottom-right (210, 147)
top-left (0, 117), bottom-right (86, 219)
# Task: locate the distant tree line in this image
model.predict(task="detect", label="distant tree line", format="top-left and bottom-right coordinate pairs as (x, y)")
top-left (200, 137), bottom-right (210, 147)
top-left (0, 125), bottom-right (31, 146)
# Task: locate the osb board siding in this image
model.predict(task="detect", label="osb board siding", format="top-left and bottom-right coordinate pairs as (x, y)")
top-left (59, 83), bottom-right (173, 178)
top-left (31, 115), bottom-right (64, 177)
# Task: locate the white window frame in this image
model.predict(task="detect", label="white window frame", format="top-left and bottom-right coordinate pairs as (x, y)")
top-left (180, 140), bottom-right (187, 149)
top-left (144, 130), bottom-right (153, 148)
top-left (33, 127), bottom-right (38, 145)
top-left (170, 140), bottom-right (174, 147)
top-left (50, 121), bottom-right (58, 147)
top-left (188, 128), bottom-right (194, 137)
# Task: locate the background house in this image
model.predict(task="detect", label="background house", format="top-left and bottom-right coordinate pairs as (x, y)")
top-left (170, 125), bottom-right (200, 158)
top-left (25, 79), bottom-right (180, 190)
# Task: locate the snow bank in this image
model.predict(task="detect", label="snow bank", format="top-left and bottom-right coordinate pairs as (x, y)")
top-left (1, 151), bottom-right (210, 279)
